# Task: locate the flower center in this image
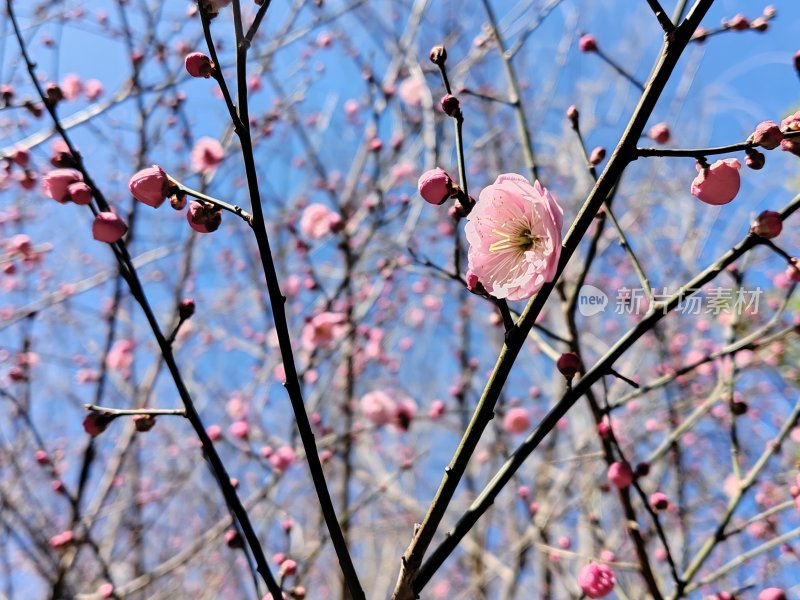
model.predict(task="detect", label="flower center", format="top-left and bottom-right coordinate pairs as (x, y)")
top-left (489, 227), bottom-right (544, 254)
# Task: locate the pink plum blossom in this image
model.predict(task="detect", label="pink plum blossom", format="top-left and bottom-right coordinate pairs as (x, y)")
top-left (577, 563), bottom-right (615, 598)
top-left (750, 121), bottom-right (783, 150)
top-left (397, 75), bottom-right (426, 107)
top-left (92, 212), bottom-right (128, 243)
top-left (758, 589), bottom-right (786, 600)
top-left (608, 461), bottom-right (633, 488)
top-left (60, 74), bottom-right (82, 101)
top-left (579, 34), bottom-right (598, 52)
top-left (301, 312), bottom-right (347, 350)
top-left (187, 201), bottom-right (221, 233)
top-left (360, 391), bottom-right (396, 426)
top-left (691, 159), bottom-right (741, 205)
top-left (465, 174), bottom-right (563, 301)
top-left (129, 165), bottom-right (169, 207)
top-left (184, 52), bottom-right (215, 78)
top-left (269, 446), bottom-right (295, 471)
top-left (84, 79), bottom-right (104, 101)
top-left (503, 407), bottom-right (530, 434)
top-left (648, 122), bottom-right (671, 144)
top-left (417, 168), bottom-right (452, 205)
top-left (190, 137), bottom-right (224, 174)
top-left (299, 203), bottom-right (341, 239)
top-left (43, 169), bottom-right (83, 203)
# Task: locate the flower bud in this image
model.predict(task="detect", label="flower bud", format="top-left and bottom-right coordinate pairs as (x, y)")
top-left (187, 201), bottom-right (222, 233)
top-left (648, 122), bottom-right (671, 145)
top-left (92, 212), bottom-right (128, 243)
top-left (745, 149), bottom-right (765, 170)
top-left (749, 120), bottom-right (783, 150)
top-left (750, 210), bottom-right (782, 238)
top-left (691, 158), bottom-right (741, 205)
top-left (45, 82), bottom-right (64, 105)
top-left (129, 165), bottom-right (170, 207)
top-left (67, 182), bottom-right (93, 205)
top-left (579, 34), bottom-right (598, 52)
top-left (184, 52), bottom-right (216, 78)
top-left (83, 411), bottom-right (112, 436)
top-left (132, 414), bottom-right (156, 432)
top-left (224, 529), bottom-right (243, 548)
top-left (589, 146), bottom-right (606, 165)
top-left (608, 461), bottom-right (633, 488)
top-left (43, 168), bottom-right (83, 203)
top-left (557, 352), bottom-right (581, 379)
top-left (726, 14), bottom-right (749, 30)
top-left (417, 167), bottom-right (453, 205)
top-left (440, 94), bottom-right (460, 117)
top-left (649, 491), bottom-right (669, 511)
top-left (179, 298), bottom-right (196, 319)
top-left (170, 192), bottom-right (187, 210)
top-left (429, 45), bottom-right (447, 65)
top-left (566, 105), bottom-right (579, 123)
top-left (750, 17), bottom-right (768, 32)
top-left (758, 588), bottom-right (786, 600)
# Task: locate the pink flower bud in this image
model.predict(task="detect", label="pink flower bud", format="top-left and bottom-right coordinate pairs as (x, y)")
top-left (184, 52), bottom-right (215, 78)
top-left (750, 210), bottom-right (782, 238)
top-left (648, 122), bottom-right (671, 144)
top-left (417, 167), bottom-right (452, 205)
top-left (43, 168), bottom-right (83, 203)
top-left (67, 182), bottom-right (92, 205)
top-left (440, 94), bottom-right (460, 117)
top-left (745, 149), bottom-right (765, 170)
top-left (758, 589), bottom-right (786, 600)
top-left (566, 105), bottom-right (579, 122)
top-left (750, 121), bottom-right (783, 150)
top-left (429, 45), bottom-right (447, 64)
top-left (726, 14), bottom-right (749, 30)
top-left (649, 491), bottom-right (669, 510)
top-left (179, 298), bottom-right (196, 319)
top-left (83, 411), bottom-right (111, 436)
top-left (35, 450), bottom-right (50, 465)
top-left (85, 79), bottom-right (104, 101)
top-left (691, 158), bottom-right (741, 205)
top-left (557, 352), bottom-right (581, 379)
top-left (187, 201), bottom-right (222, 233)
top-left (280, 559), bottom-right (298, 577)
top-left (589, 146), bottom-right (606, 165)
top-left (132, 414), bottom-right (156, 432)
top-left (597, 420), bottom-right (611, 438)
top-left (230, 420), bottom-right (249, 439)
top-left (503, 407), bottom-right (530, 434)
top-left (98, 583), bottom-right (114, 599)
top-left (577, 563), bottom-right (615, 598)
top-left (224, 529), bottom-right (242, 548)
top-left (129, 165), bottom-right (169, 207)
top-left (579, 34), bottom-right (598, 53)
top-left (607, 461), bottom-right (633, 488)
top-left (92, 212), bottom-right (128, 243)
top-left (750, 17), bottom-right (769, 32)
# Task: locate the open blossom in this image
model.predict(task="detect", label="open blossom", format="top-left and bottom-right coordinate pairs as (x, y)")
top-left (577, 563), bottom-right (616, 598)
top-left (465, 174), bottom-right (563, 301)
top-left (190, 137), bottom-right (224, 174)
top-left (360, 391), bottom-right (397, 426)
top-left (301, 311), bottom-right (347, 350)
top-left (691, 159), bottom-right (741, 205)
top-left (299, 203), bottom-right (341, 239)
